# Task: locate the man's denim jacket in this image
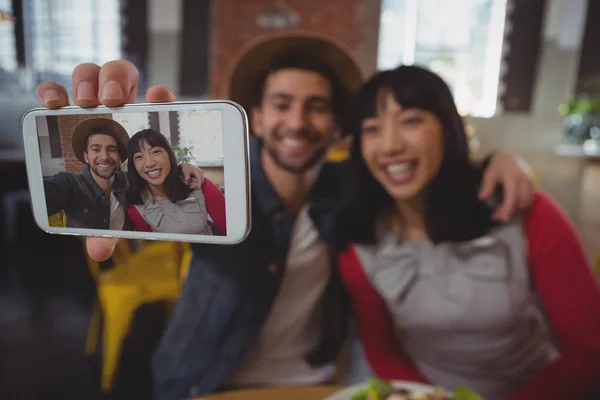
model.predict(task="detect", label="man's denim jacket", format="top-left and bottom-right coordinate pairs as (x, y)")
top-left (151, 139), bottom-right (351, 400)
top-left (43, 165), bottom-right (131, 230)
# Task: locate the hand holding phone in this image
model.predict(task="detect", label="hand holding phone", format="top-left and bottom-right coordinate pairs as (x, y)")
top-left (36, 61), bottom-right (176, 260)
top-left (26, 61), bottom-right (251, 248)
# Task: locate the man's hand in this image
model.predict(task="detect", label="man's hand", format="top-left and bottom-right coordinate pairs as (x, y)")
top-left (35, 60), bottom-right (177, 261)
top-left (478, 151), bottom-right (535, 222)
top-left (181, 163), bottom-right (205, 189)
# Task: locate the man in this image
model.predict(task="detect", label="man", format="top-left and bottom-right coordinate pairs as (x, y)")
top-left (36, 33), bottom-right (535, 399)
top-left (44, 117), bottom-right (132, 229)
top-left (43, 116), bottom-right (205, 230)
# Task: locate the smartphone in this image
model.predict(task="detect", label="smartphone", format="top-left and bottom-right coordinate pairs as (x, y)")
top-left (21, 100), bottom-right (251, 245)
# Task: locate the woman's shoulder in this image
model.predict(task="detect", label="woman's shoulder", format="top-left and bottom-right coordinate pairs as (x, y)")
top-left (199, 179), bottom-right (224, 199)
top-left (188, 182), bottom-right (224, 206)
top-left (200, 178), bottom-right (221, 191)
top-left (339, 192), bottom-right (566, 255)
top-left (457, 191), bottom-right (567, 251)
top-left (520, 190), bottom-right (582, 250)
top-left (184, 187), bottom-right (206, 203)
top-left (523, 190), bottom-right (571, 227)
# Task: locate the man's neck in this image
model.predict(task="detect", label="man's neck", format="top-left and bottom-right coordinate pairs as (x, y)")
top-left (262, 149), bottom-right (322, 214)
top-left (90, 168), bottom-right (114, 195)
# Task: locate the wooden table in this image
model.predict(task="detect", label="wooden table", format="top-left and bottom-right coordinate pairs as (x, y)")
top-left (193, 385), bottom-right (344, 400)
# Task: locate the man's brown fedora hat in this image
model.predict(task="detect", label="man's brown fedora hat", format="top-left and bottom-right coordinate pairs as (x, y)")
top-left (227, 31), bottom-right (364, 117)
top-left (71, 117), bottom-right (130, 164)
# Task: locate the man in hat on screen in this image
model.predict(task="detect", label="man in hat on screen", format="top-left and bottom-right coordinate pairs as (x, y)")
top-left (44, 117), bottom-right (206, 231)
top-left (35, 32), bottom-right (536, 399)
top-left (44, 117), bottom-right (133, 230)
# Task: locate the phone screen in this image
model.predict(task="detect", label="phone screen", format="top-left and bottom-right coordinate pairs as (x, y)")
top-left (22, 101), bottom-right (250, 245)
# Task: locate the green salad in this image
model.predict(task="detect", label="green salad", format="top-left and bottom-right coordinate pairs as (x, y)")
top-left (351, 378), bottom-right (483, 400)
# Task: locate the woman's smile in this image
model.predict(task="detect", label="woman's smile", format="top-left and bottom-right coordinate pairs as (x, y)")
top-left (380, 160), bottom-right (419, 185)
top-left (145, 168), bottom-right (163, 180)
top-left (133, 140), bottom-right (172, 188)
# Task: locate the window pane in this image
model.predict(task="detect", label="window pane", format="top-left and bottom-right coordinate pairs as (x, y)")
top-left (377, 0), bottom-right (409, 70)
top-left (113, 113), bottom-right (150, 137)
top-left (24, 0), bottom-right (122, 90)
top-left (178, 110), bottom-right (224, 167)
top-left (0, 0), bottom-right (18, 91)
top-left (377, 0), bottom-right (508, 117)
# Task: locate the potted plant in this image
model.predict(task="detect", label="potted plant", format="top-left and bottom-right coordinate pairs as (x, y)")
top-left (173, 146), bottom-right (195, 165)
top-left (559, 78), bottom-right (600, 145)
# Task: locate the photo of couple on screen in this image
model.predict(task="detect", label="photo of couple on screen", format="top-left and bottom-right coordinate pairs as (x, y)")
top-left (39, 114), bottom-right (226, 237)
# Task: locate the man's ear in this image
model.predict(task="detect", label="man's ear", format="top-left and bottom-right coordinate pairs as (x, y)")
top-left (251, 106), bottom-right (264, 137)
top-left (83, 152), bottom-right (89, 164)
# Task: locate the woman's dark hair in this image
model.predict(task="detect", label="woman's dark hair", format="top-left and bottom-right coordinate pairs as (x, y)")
top-left (338, 65), bottom-right (499, 246)
top-left (126, 129), bottom-right (191, 205)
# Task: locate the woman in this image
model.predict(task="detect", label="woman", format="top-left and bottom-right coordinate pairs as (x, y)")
top-left (126, 129), bottom-right (226, 236)
top-left (337, 65), bottom-right (600, 399)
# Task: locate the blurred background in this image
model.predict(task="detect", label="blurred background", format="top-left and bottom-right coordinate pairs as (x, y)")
top-left (0, 0), bottom-right (599, 399)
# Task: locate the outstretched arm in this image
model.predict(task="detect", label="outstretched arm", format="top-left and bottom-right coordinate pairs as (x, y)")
top-left (43, 172), bottom-right (75, 216)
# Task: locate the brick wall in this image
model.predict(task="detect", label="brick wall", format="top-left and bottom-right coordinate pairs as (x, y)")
top-left (209, 0), bottom-right (382, 100)
top-left (58, 114), bottom-right (112, 173)
top-left (208, 0), bottom-right (381, 158)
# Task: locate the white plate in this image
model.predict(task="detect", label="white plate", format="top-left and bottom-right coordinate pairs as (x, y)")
top-left (325, 381), bottom-right (451, 400)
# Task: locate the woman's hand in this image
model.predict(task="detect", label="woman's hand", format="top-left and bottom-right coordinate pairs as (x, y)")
top-left (35, 60), bottom-right (178, 261)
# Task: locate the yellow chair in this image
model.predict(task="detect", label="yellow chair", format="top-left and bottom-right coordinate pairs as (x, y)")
top-left (85, 239), bottom-right (192, 393)
top-left (327, 149), bottom-right (350, 162)
top-left (47, 208), bottom-right (194, 390)
top-left (179, 244), bottom-right (193, 284)
top-left (48, 210), bottom-right (67, 227)
top-left (327, 138), bottom-right (351, 162)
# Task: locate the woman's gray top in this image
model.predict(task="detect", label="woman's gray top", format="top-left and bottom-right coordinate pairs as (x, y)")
top-left (353, 218), bottom-right (559, 400)
top-left (135, 188), bottom-right (213, 235)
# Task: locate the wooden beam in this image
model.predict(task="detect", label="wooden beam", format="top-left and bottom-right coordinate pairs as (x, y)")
top-left (121, 0), bottom-right (150, 92)
top-left (575, 0), bottom-right (600, 94)
top-left (11, 0), bottom-right (24, 67)
top-left (500, 0), bottom-right (548, 112)
top-left (179, 0), bottom-right (211, 96)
